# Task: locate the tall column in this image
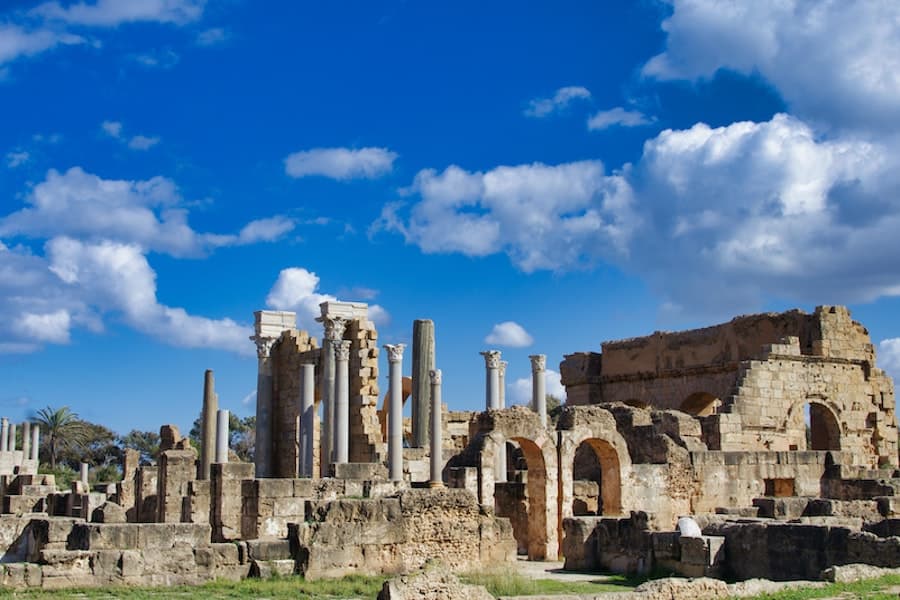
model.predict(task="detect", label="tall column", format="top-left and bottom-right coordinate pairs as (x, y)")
top-left (21, 422), bottom-right (30, 459)
top-left (319, 316), bottom-right (347, 472)
top-left (385, 343), bottom-right (406, 482)
top-left (498, 360), bottom-right (508, 408)
top-left (215, 409), bottom-right (229, 464)
top-left (200, 369), bottom-right (218, 480)
top-left (480, 350), bottom-right (501, 410)
top-left (429, 369), bottom-right (443, 488)
top-left (299, 360), bottom-right (316, 477)
top-left (333, 340), bottom-right (351, 466)
top-left (30, 426), bottom-right (39, 462)
top-left (80, 462), bottom-right (89, 485)
top-left (411, 319), bottom-right (435, 448)
top-left (8, 423), bottom-right (16, 452)
top-left (251, 335), bottom-right (276, 478)
top-left (0, 418), bottom-right (7, 452)
top-left (530, 354), bottom-right (548, 427)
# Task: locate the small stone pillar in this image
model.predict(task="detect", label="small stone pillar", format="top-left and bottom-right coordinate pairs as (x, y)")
top-left (498, 360), bottom-right (507, 408)
top-left (385, 343), bottom-right (406, 482)
top-left (21, 422), bottom-right (30, 459)
top-left (0, 418), bottom-right (7, 452)
top-left (411, 319), bottom-right (435, 448)
top-left (333, 340), bottom-right (351, 466)
top-left (8, 423), bottom-right (16, 452)
top-left (299, 360), bottom-right (316, 477)
top-left (319, 316), bottom-right (347, 471)
top-left (429, 369), bottom-right (443, 488)
top-left (30, 425), bottom-right (39, 462)
top-left (530, 354), bottom-right (548, 427)
top-left (480, 350), bottom-right (502, 410)
top-left (200, 369), bottom-right (218, 480)
top-left (80, 462), bottom-right (89, 485)
top-left (215, 409), bottom-right (229, 464)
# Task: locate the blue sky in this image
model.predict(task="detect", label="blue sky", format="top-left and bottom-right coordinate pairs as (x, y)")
top-left (2, 0), bottom-right (900, 435)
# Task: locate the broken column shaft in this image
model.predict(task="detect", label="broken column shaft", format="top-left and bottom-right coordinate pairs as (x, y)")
top-left (200, 369), bottom-right (218, 480)
top-left (411, 319), bottom-right (435, 448)
top-left (215, 409), bottom-right (229, 464)
top-left (299, 360), bottom-right (316, 477)
top-left (30, 426), bottom-right (39, 462)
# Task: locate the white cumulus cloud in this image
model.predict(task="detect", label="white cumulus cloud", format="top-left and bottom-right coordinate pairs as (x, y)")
top-left (524, 86), bottom-right (591, 118)
top-left (510, 369), bottom-right (567, 406)
top-left (484, 321), bottom-right (534, 348)
top-left (284, 147), bottom-right (398, 180)
top-left (32, 0), bottom-right (206, 26)
top-left (6, 151), bottom-right (30, 168)
top-left (588, 107), bottom-right (653, 131)
top-left (0, 24), bottom-right (82, 66)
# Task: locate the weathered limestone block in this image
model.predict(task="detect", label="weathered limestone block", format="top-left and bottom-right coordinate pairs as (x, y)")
top-left (134, 466), bottom-right (158, 523)
top-left (91, 501), bottom-right (127, 524)
top-left (378, 566), bottom-right (494, 600)
top-left (632, 576), bottom-right (729, 600)
top-left (212, 461), bottom-right (253, 542)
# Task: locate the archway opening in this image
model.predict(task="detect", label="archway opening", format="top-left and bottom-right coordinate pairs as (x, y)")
top-left (806, 402), bottom-right (841, 451)
top-left (570, 438), bottom-right (622, 516)
top-left (680, 392), bottom-right (720, 417)
top-left (493, 436), bottom-right (548, 560)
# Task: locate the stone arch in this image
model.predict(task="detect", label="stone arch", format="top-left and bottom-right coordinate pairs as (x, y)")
top-left (784, 397), bottom-right (842, 451)
top-left (569, 437), bottom-right (622, 517)
top-left (680, 392), bottom-right (720, 417)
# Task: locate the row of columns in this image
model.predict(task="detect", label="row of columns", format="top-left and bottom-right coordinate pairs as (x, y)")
top-left (198, 369), bottom-right (232, 480)
top-left (0, 418), bottom-right (40, 461)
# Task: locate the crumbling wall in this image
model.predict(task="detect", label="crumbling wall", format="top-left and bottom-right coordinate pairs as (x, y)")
top-left (346, 317), bottom-right (383, 463)
top-left (270, 331), bottom-right (319, 479)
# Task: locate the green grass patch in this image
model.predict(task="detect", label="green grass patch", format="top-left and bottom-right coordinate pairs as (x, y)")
top-left (460, 568), bottom-right (646, 596)
top-left (0, 574), bottom-right (385, 599)
top-left (740, 574), bottom-right (900, 600)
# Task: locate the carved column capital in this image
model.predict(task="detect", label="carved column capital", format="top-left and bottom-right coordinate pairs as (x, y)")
top-left (383, 343), bottom-right (406, 363)
top-left (499, 360), bottom-right (508, 376)
top-left (529, 354), bottom-right (547, 372)
top-left (480, 350), bottom-right (501, 369)
top-left (250, 335), bottom-right (277, 359)
top-left (333, 340), bottom-right (351, 361)
top-left (429, 369), bottom-right (442, 385)
top-left (322, 316), bottom-right (348, 342)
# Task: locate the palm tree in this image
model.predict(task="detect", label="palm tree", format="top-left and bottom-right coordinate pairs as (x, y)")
top-left (33, 406), bottom-right (88, 468)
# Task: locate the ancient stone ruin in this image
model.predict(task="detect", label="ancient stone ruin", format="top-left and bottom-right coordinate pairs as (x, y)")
top-left (0, 303), bottom-right (898, 589)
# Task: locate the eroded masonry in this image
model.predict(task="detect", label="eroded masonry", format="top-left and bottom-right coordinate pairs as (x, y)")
top-left (1, 303), bottom-right (899, 589)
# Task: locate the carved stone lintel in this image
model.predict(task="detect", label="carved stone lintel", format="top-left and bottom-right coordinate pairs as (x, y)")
top-left (480, 350), bottom-right (501, 370)
top-left (323, 316), bottom-right (348, 342)
top-left (429, 369), bottom-right (442, 385)
top-left (333, 340), bottom-right (351, 361)
top-left (250, 335), bottom-right (277, 359)
top-left (529, 354), bottom-right (547, 372)
top-left (383, 343), bottom-right (406, 363)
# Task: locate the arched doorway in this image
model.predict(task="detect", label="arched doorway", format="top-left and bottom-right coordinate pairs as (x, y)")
top-left (570, 438), bottom-right (622, 516)
top-left (680, 392), bottom-right (719, 417)
top-left (807, 401), bottom-right (841, 451)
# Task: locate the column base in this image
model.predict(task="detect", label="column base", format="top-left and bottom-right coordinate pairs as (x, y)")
top-left (428, 481), bottom-right (445, 489)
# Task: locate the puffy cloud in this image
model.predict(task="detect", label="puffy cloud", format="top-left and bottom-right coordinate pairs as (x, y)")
top-left (509, 369), bottom-right (567, 406)
top-left (375, 161), bottom-right (638, 272)
top-left (0, 24), bottom-right (82, 65)
top-left (588, 107), bottom-right (653, 131)
top-left (266, 267), bottom-right (390, 332)
top-left (878, 338), bottom-right (900, 381)
top-left (13, 309), bottom-right (71, 344)
top-left (127, 135), bottom-right (160, 150)
top-left (32, 0), bottom-right (206, 26)
top-left (524, 86), bottom-right (591, 118)
top-left (643, 0), bottom-right (900, 133)
top-left (102, 121), bottom-right (162, 150)
top-left (6, 151), bottom-right (29, 168)
top-left (0, 167), bottom-right (294, 257)
top-left (101, 120), bottom-right (122, 138)
top-left (284, 147), bottom-right (398, 180)
top-left (484, 321), bottom-right (534, 348)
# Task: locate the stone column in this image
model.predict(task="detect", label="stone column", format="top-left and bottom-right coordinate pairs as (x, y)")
top-left (411, 319), bottom-right (435, 448)
top-left (80, 462), bottom-right (89, 485)
top-left (215, 409), bottom-right (229, 464)
top-left (333, 340), bottom-right (351, 466)
top-left (21, 422), bottom-right (30, 459)
top-left (30, 426), bottom-right (39, 462)
top-left (480, 350), bottom-right (502, 410)
top-left (499, 360), bottom-right (508, 408)
top-left (319, 316), bottom-right (347, 471)
top-left (384, 343), bottom-right (406, 482)
top-left (200, 369), bottom-right (218, 480)
top-left (299, 360), bottom-right (316, 478)
top-left (530, 354), bottom-right (548, 427)
top-left (8, 423), bottom-right (16, 452)
top-left (251, 335), bottom-right (275, 478)
top-left (429, 369), bottom-right (443, 488)
top-left (0, 418), bottom-right (7, 452)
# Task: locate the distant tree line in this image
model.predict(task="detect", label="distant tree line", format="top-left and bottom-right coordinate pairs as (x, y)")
top-left (29, 406), bottom-right (255, 488)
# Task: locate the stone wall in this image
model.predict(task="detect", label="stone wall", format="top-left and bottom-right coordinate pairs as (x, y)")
top-left (270, 331), bottom-right (319, 479)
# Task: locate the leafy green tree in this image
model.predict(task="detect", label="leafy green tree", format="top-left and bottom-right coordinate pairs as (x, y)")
top-left (190, 413), bottom-right (255, 462)
top-left (33, 406), bottom-right (88, 469)
top-left (119, 430), bottom-right (160, 465)
top-left (59, 421), bottom-right (121, 471)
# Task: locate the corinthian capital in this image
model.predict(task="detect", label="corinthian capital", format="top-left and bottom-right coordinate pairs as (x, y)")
top-left (383, 343), bottom-right (406, 363)
top-left (529, 354), bottom-right (546, 372)
top-left (250, 335), bottom-right (277, 359)
top-left (333, 340), bottom-right (351, 361)
top-left (480, 350), bottom-right (501, 369)
top-left (323, 316), bottom-right (348, 342)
